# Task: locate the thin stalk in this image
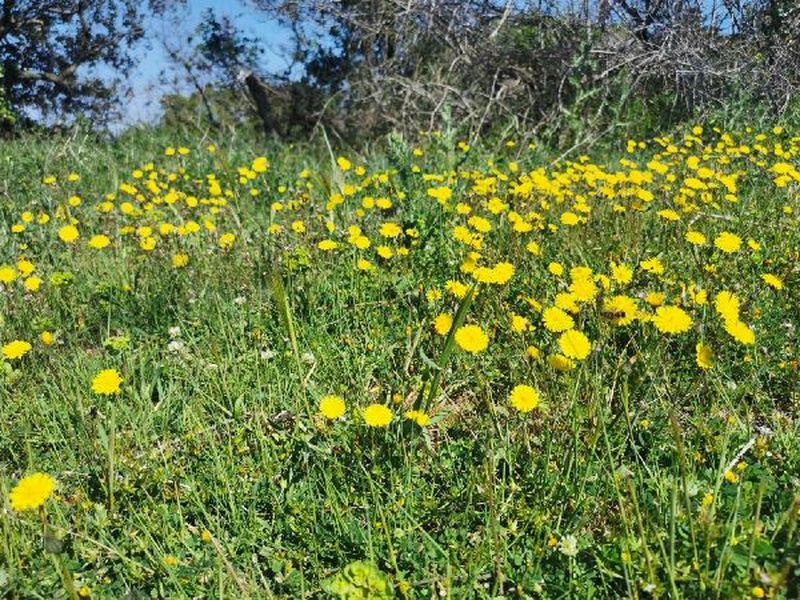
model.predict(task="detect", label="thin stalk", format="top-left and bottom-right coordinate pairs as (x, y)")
top-left (418, 284), bottom-right (477, 411)
top-left (268, 264), bottom-right (303, 379)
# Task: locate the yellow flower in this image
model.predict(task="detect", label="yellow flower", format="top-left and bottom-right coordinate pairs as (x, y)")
top-left (356, 258), bottom-right (374, 271)
top-left (724, 319), bottom-right (755, 345)
top-left (379, 222), bottom-right (402, 238)
top-left (570, 277), bottom-right (598, 302)
top-left (23, 276), bottom-right (42, 292)
top-left (603, 295), bottom-right (638, 326)
top-left (40, 331), bottom-right (54, 346)
top-left (0, 265), bottom-right (17, 284)
top-left (219, 233), bottom-right (236, 249)
top-left (427, 186), bottom-right (452, 203)
top-left (547, 353), bottom-right (575, 372)
top-left (58, 225), bottom-right (80, 243)
top-left (454, 324), bottom-right (489, 353)
top-left (714, 291), bottom-right (740, 322)
top-left (652, 305), bottom-right (693, 334)
top-left (685, 230), bottom-right (706, 245)
top-left (526, 345), bottom-right (541, 360)
top-left (696, 342), bottom-right (713, 369)
top-left (433, 314), bottom-right (453, 336)
top-left (510, 313), bottom-right (529, 333)
top-left (172, 254), bottom-right (189, 268)
top-left (9, 473), bottom-right (56, 511)
top-left (319, 395), bottom-right (346, 420)
top-left (761, 273), bottom-right (783, 290)
top-left (558, 329), bottom-right (591, 360)
top-left (336, 156), bottom-right (352, 171)
top-left (640, 257), bottom-right (664, 275)
top-left (17, 259), bottom-right (35, 276)
top-left (314, 239), bottom-right (335, 252)
top-left (92, 369), bottom-right (123, 395)
top-left (2, 340), bottom-right (32, 360)
top-left (610, 262), bottom-right (633, 285)
top-left (490, 262), bottom-right (514, 284)
top-left (88, 234), bottom-right (110, 249)
top-left (714, 231), bottom-right (742, 253)
top-left (542, 306), bottom-right (574, 332)
top-left (363, 404), bottom-right (393, 427)
top-left (404, 410), bottom-right (431, 426)
top-left (509, 384), bottom-right (540, 413)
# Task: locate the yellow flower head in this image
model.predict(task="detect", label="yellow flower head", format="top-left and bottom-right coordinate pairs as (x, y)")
top-left (2, 340), bottom-right (32, 360)
top-left (509, 384), bottom-right (540, 413)
top-left (363, 404), bottom-right (393, 427)
top-left (454, 324), bottom-right (489, 353)
top-left (433, 313), bottom-right (453, 336)
top-left (58, 225), bottom-right (80, 243)
top-left (9, 473), bottom-right (56, 511)
top-left (404, 409), bottom-right (430, 426)
top-left (714, 231), bottom-right (742, 253)
top-left (319, 395), bottom-right (346, 420)
top-left (558, 329), bottom-right (592, 360)
top-left (92, 369), bottom-right (123, 395)
top-left (652, 305), bottom-right (693, 334)
top-left (696, 342), bottom-right (713, 369)
top-left (542, 306), bottom-right (574, 332)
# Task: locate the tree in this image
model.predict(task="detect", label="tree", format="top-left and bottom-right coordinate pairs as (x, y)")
top-left (0, 0), bottom-right (180, 125)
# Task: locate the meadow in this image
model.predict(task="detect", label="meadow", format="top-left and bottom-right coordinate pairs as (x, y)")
top-left (1, 124), bottom-right (799, 599)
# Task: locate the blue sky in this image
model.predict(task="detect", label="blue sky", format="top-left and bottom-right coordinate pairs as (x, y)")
top-left (120, 0), bottom-right (293, 125)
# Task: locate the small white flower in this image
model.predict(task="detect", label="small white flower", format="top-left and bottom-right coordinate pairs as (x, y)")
top-left (168, 326), bottom-right (181, 338)
top-left (558, 534), bottom-right (579, 557)
top-left (233, 296), bottom-right (246, 305)
top-left (260, 349), bottom-right (276, 360)
top-left (167, 340), bottom-right (184, 353)
top-left (301, 351), bottom-right (316, 364)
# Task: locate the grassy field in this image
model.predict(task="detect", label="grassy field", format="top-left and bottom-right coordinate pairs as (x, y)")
top-left (1, 124), bottom-right (799, 599)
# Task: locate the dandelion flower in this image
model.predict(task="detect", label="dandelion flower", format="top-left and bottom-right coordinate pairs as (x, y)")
top-left (509, 385), bottom-right (540, 413)
top-left (652, 305), bottom-right (693, 334)
top-left (404, 410), bottom-right (431, 426)
top-left (714, 231), bottom-right (742, 253)
top-left (603, 295), bottom-right (638, 326)
top-left (88, 234), bottom-right (110, 249)
top-left (547, 353), bottom-right (575, 372)
top-left (319, 395), bottom-right (346, 420)
top-left (685, 230), bottom-right (707, 245)
top-left (9, 473), bottom-right (56, 512)
top-left (2, 340), bottom-right (32, 360)
top-left (761, 274), bottom-right (783, 290)
top-left (318, 239), bottom-right (338, 251)
top-left (696, 342), bottom-right (713, 369)
top-left (724, 319), bottom-right (755, 345)
top-left (610, 262), bottom-right (633, 285)
top-left (454, 324), bottom-right (489, 353)
top-left (92, 369), bottom-right (123, 395)
top-left (542, 306), bottom-right (574, 332)
top-left (714, 291), bottom-right (740, 322)
top-left (433, 314), bottom-right (453, 336)
top-left (58, 225), bottom-right (80, 243)
top-left (218, 233), bottom-right (236, 249)
top-left (558, 329), bottom-right (592, 360)
top-left (363, 404), bottom-right (393, 427)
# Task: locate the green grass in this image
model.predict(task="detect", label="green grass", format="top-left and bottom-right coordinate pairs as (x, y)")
top-left (0, 124), bottom-right (799, 599)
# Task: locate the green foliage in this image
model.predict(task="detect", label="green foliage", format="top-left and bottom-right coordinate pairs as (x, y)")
top-left (0, 122), bottom-right (798, 598)
top-left (323, 562), bottom-right (394, 599)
